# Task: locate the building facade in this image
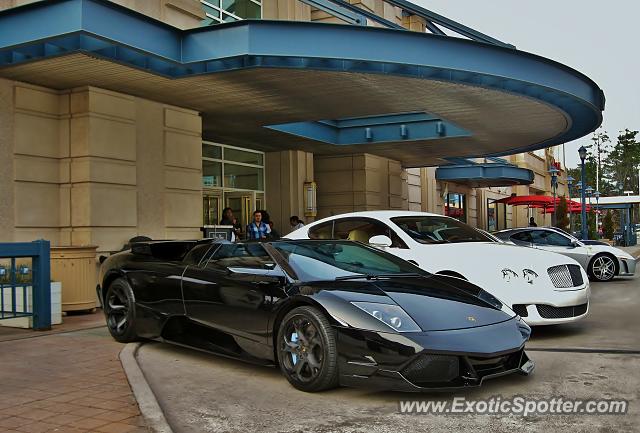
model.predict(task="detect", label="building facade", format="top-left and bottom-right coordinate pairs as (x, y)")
top-left (0, 0), bottom-right (600, 253)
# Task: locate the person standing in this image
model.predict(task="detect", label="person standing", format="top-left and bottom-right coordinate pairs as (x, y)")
top-left (246, 210), bottom-right (271, 240)
top-left (220, 207), bottom-right (241, 238)
top-left (289, 215), bottom-right (305, 232)
top-left (528, 217), bottom-right (538, 227)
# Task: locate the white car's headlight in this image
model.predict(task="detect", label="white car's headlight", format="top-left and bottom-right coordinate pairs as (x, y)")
top-left (351, 302), bottom-right (421, 333)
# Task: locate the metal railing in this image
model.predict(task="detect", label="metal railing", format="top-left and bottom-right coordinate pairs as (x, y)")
top-left (0, 240), bottom-right (51, 330)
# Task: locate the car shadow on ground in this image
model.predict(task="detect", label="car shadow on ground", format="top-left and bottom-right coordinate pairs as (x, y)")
top-left (530, 323), bottom-right (588, 341)
top-left (141, 340), bottom-right (531, 403)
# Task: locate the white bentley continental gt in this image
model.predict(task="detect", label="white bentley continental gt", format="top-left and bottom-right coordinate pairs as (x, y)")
top-left (287, 211), bottom-right (590, 326)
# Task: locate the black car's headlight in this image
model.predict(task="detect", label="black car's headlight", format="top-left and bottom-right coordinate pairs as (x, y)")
top-left (351, 302), bottom-right (421, 333)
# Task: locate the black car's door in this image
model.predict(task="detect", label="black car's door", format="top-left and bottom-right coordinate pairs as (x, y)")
top-left (181, 243), bottom-right (287, 352)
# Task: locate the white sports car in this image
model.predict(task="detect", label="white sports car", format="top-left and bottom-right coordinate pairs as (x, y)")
top-left (493, 227), bottom-right (636, 282)
top-left (287, 211), bottom-right (590, 326)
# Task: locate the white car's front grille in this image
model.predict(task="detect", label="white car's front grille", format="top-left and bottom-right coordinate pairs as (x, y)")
top-left (547, 264), bottom-right (583, 288)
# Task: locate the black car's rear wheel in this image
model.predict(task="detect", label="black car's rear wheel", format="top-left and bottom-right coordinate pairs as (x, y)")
top-left (105, 278), bottom-right (139, 343)
top-left (277, 306), bottom-right (338, 392)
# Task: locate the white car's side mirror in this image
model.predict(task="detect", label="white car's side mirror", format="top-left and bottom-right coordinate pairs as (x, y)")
top-left (369, 235), bottom-right (392, 248)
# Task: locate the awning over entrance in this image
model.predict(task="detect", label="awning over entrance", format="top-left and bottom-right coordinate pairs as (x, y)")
top-left (495, 195), bottom-right (592, 213)
top-left (0, 0), bottom-right (605, 167)
top-left (435, 157), bottom-right (534, 188)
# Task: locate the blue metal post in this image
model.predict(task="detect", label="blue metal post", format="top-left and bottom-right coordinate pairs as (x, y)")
top-left (32, 240), bottom-right (51, 330)
top-left (579, 147), bottom-right (588, 240)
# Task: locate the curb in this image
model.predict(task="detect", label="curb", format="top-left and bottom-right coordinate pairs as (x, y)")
top-left (120, 343), bottom-right (174, 433)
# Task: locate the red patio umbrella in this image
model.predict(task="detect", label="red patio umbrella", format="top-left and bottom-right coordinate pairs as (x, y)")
top-left (493, 195), bottom-right (559, 214)
top-left (493, 195), bottom-right (558, 207)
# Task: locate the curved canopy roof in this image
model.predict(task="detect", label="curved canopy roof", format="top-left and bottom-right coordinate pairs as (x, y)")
top-left (435, 158), bottom-right (534, 188)
top-left (0, 0), bottom-right (605, 167)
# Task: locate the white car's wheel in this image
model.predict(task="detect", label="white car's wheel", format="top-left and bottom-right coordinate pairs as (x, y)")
top-left (588, 254), bottom-right (617, 282)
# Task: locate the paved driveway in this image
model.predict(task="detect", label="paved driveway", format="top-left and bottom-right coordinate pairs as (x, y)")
top-left (137, 273), bottom-right (640, 433)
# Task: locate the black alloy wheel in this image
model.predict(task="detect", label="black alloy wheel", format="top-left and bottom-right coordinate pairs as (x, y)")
top-left (277, 306), bottom-right (338, 392)
top-left (105, 278), bottom-right (139, 343)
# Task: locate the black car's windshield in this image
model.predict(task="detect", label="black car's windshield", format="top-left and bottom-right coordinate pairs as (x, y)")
top-left (272, 240), bottom-right (426, 282)
top-left (391, 216), bottom-right (492, 244)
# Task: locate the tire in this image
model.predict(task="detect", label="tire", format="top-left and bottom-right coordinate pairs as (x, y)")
top-left (104, 278), bottom-right (139, 343)
top-left (587, 254), bottom-right (618, 282)
top-left (276, 306), bottom-right (339, 392)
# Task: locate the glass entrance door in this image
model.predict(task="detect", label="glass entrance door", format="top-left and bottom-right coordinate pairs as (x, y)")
top-left (225, 191), bottom-right (255, 233)
top-left (203, 192), bottom-right (222, 226)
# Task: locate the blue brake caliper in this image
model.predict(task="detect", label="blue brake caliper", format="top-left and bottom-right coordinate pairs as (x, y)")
top-left (291, 332), bottom-right (298, 364)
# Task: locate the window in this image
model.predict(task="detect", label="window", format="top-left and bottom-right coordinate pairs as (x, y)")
top-left (531, 231), bottom-right (573, 247)
top-left (308, 221), bottom-right (334, 240)
top-left (445, 193), bottom-right (466, 222)
top-left (207, 243), bottom-right (272, 270)
top-left (201, 142), bottom-right (265, 227)
top-left (273, 241), bottom-right (422, 282)
top-left (391, 216), bottom-right (490, 244)
top-left (308, 218), bottom-right (407, 248)
top-left (223, 163), bottom-right (263, 190)
top-left (511, 231), bottom-right (533, 244)
top-left (201, 0), bottom-right (261, 25)
top-left (203, 160), bottom-right (222, 188)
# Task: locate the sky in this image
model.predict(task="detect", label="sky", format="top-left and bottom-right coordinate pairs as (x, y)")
top-left (413, 0), bottom-right (639, 169)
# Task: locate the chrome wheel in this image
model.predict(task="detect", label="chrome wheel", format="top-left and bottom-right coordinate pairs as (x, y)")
top-left (280, 315), bottom-right (324, 383)
top-left (591, 255), bottom-right (616, 281)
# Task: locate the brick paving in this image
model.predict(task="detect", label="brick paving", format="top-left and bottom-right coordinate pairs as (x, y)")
top-left (0, 325), bottom-right (148, 433)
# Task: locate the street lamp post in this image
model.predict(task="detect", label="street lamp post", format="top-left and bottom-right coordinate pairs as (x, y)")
top-left (585, 186), bottom-right (593, 238)
top-left (548, 166), bottom-right (559, 226)
top-left (566, 175), bottom-right (574, 235)
top-left (578, 145), bottom-right (588, 240)
top-left (594, 190), bottom-right (600, 238)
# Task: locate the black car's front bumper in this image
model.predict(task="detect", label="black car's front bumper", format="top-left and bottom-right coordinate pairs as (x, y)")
top-left (335, 319), bottom-right (534, 392)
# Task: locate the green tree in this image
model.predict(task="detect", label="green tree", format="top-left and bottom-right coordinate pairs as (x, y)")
top-left (602, 210), bottom-right (615, 239)
top-left (554, 196), bottom-right (569, 231)
top-left (603, 129), bottom-right (640, 192)
top-left (587, 211), bottom-right (598, 240)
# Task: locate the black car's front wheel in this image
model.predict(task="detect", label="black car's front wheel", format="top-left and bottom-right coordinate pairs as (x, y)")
top-left (277, 306), bottom-right (339, 392)
top-left (105, 278), bottom-right (139, 343)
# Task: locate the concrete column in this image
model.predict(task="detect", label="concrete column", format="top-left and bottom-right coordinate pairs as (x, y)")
top-left (12, 84), bottom-right (69, 245)
top-left (314, 153), bottom-right (408, 219)
top-left (162, 105), bottom-right (203, 240)
top-left (0, 78), bottom-right (15, 242)
top-left (69, 87), bottom-right (138, 251)
top-left (265, 150), bottom-right (314, 234)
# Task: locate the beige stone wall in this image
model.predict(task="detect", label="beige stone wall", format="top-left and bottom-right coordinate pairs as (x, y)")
top-left (405, 168), bottom-right (422, 211)
top-left (0, 0), bottom-right (205, 28)
top-left (262, 0), bottom-right (311, 21)
top-left (0, 80), bottom-right (202, 252)
top-left (314, 153), bottom-right (407, 218)
top-left (265, 150), bottom-right (314, 234)
top-left (262, 0), bottom-right (402, 26)
top-left (11, 83), bottom-right (70, 245)
top-left (0, 79), bottom-right (15, 242)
